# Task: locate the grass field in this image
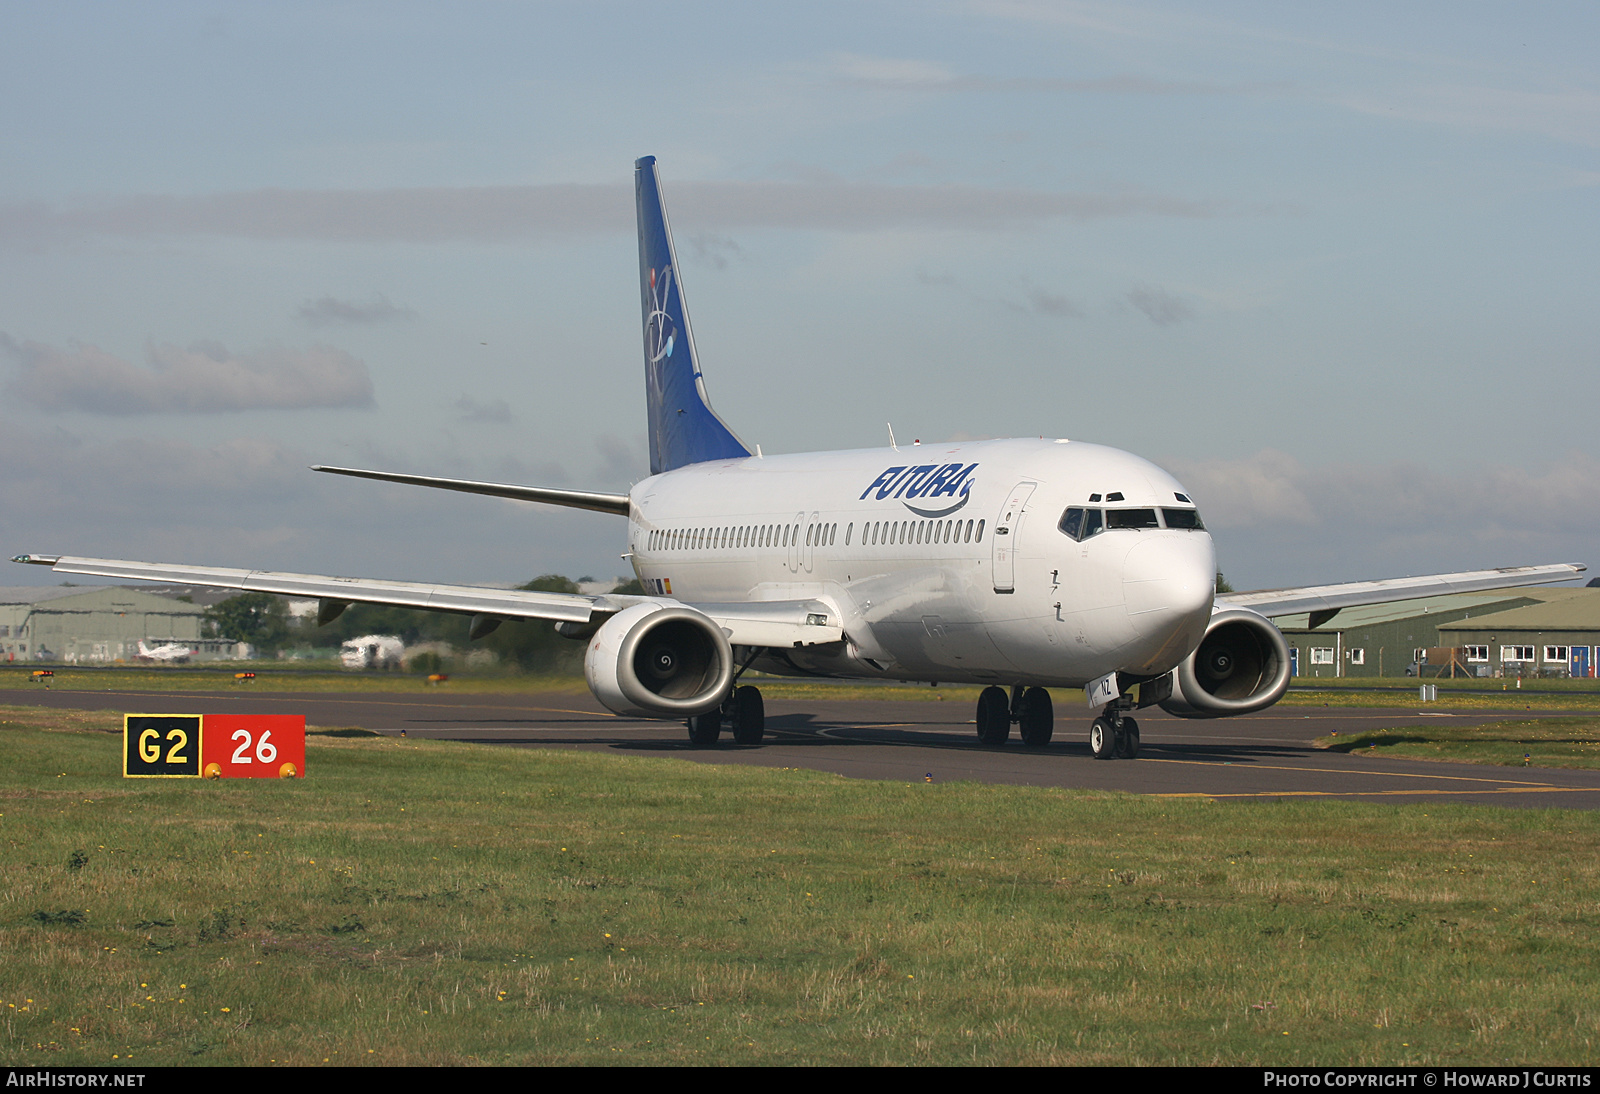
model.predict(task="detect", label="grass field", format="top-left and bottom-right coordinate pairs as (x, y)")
top-left (1280, 677), bottom-right (1600, 712)
top-left (1318, 717), bottom-right (1600, 771)
top-left (4, 707), bottom-right (1600, 1066)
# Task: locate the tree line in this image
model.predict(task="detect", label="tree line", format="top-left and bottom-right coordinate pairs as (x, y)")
top-left (205, 576), bottom-right (645, 672)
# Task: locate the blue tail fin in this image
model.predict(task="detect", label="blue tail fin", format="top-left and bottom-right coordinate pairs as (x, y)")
top-left (635, 156), bottom-right (752, 475)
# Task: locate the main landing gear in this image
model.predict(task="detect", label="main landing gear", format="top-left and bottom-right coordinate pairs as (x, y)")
top-left (974, 685), bottom-right (1055, 747)
top-left (687, 648), bottom-right (768, 747)
top-left (685, 685), bottom-right (765, 747)
top-left (1089, 703), bottom-right (1140, 760)
top-left (973, 685), bottom-right (1141, 759)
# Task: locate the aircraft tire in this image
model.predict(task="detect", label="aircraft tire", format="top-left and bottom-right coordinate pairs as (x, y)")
top-left (730, 686), bottom-right (765, 745)
top-left (686, 711), bottom-right (722, 747)
top-left (1089, 716), bottom-right (1117, 759)
top-left (1117, 717), bottom-right (1141, 759)
top-left (976, 686), bottom-right (1010, 746)
top-left (1018, 687), bottom-right (1053, 746)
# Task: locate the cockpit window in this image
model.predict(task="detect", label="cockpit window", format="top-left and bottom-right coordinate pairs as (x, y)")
top-left (1058, 507), bottom-right (1105, 542)
top-left (1064, 505), bottom-right (1205, 538)
top-left (1105, 508), bottom-right (1159, 530)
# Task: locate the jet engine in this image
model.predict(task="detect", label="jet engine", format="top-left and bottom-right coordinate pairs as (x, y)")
top-left (584, 602), bottom-right (734, 719)
top-left (1159, 607), bottom-right (1292, 718)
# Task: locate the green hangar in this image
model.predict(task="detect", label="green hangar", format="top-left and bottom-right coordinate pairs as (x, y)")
top-left (1274, 586), bottom-right (1600, 679)
top-left (0, 585), bottom-right (244, 663)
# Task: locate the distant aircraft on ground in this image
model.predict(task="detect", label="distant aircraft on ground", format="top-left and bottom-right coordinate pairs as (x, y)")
top-left (340, 635), bottom-right (404, 671)
top-left (15, 158), bottom-right (1585, 757)
top-left (136, 640), bottom-right (193, 664)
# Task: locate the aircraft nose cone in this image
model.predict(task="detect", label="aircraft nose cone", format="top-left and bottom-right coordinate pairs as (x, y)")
top-left (1122, 535), bottom-right (1216, 669)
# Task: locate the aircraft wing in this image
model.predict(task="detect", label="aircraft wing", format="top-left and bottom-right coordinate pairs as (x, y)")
top-left (690, 600), bottom-right (844, 648)
top-left (11, 554), bottom-right (843, 648)
top-left (15, 553), bottom-right (603, 622)
top-left (1220, 563), bottom-right (1587, 624)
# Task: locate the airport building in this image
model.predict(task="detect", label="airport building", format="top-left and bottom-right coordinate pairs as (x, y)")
top-left (1438, 589), bottom-right (1600, 679)
top-left (0, 586), bottom-right (248, 663)
top-left (1276, 586), bottom-right (1600, 679)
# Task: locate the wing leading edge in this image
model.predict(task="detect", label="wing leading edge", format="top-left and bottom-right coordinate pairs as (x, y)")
top-left (1221, 563), bottom-right (1587, 623)
top-left (11, 554), bottom-right (843, 649)
top-left (14, 554), bottom-right (602, 622)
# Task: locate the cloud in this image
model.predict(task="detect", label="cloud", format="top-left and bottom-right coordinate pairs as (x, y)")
top-left (1164, 450), bottom-right (1318, 527)
top-left (1126, 284), bottom-right (1195, 325)
top-left (2, 334), bottom-right (375, 414)
top-left (595, 435), bottom-right (648, 489)
top-left (297, 294), bottom-right (417, 326)
top-left (827, 51), bottom-right (1279, 96)
top-left (453, 395), bottom-right (512, 425)
top-left (1027, 289), bottom-right (1084, 317)
top-left (1163, 449), bottom-right (1600, 587)
top-left (1337, 84), bottom-right (1600, 149)
top-left (0, 179), bottom-right (1224, 247)
top-left (1, 423), bottom-right (632, 586)
top-left (686, 233), bottom-right (744, 270)
top-left (830, 53), bottom-right (960, 85)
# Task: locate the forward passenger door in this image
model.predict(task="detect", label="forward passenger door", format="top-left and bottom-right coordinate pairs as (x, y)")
top-left (991, 482), bottom-right (1037, 594)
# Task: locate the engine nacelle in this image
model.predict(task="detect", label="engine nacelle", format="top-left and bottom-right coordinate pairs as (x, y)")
top-left (1160, 607), bottom-right (1292, 719)
top-left (584, 602), bottom-right (734, 719)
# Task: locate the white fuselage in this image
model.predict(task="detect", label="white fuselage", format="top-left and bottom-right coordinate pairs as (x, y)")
top-left (627, 437), bottom-right (1216, 688)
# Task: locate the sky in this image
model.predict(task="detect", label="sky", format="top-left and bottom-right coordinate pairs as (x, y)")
top-left (2, 1), bottom-right (1597, 591)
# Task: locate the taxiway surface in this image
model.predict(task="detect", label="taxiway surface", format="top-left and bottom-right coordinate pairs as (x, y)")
top-left (5, 685), bottom-right (1599, 808)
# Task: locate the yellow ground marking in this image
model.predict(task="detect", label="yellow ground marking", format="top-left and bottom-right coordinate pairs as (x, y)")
top-left (1141, 757), bottom-right (1599, 798)
top-left (1141, 756), bottom-right (1554, 787)
top-left (1159, 785), bottom-right (1600, 799)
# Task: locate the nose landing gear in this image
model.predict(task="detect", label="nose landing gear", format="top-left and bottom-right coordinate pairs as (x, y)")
top-left (1089, 703), bottom-right (1140, 760)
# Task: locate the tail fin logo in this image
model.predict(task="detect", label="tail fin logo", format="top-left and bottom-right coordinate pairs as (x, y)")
top-left (645, 265), bottom-right (677, 364)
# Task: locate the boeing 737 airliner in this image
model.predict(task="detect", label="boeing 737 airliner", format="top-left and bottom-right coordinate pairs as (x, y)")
top-left (15, 158), bottom-right (1585, 757)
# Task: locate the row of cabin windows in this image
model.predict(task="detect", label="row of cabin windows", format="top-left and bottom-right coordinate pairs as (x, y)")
top-left (862, 517), bottom-right (984, 547)
top-left (646, 518), bottom-right (987, 553)
top-left (649, 524), bottom-right (803, 552)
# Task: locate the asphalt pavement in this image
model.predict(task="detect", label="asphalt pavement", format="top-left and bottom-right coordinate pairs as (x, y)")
top-left (6, 684), bottom-right (1600, 807)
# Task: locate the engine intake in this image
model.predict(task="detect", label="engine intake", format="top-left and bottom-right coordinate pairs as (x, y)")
top-left (1160, 607), bottom-right (1292, 718)
top-left (584, 602), bottom-right (733, 718)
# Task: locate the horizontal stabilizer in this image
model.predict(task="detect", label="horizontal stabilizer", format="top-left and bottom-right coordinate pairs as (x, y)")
top-left (1222, 563), bottom-right (1587, 619)
top-left (311, 466), bottom-right (629, 516)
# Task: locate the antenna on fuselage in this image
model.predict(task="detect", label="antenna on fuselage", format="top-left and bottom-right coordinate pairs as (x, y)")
top-left (886, 423), bottom-right (898, 451)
